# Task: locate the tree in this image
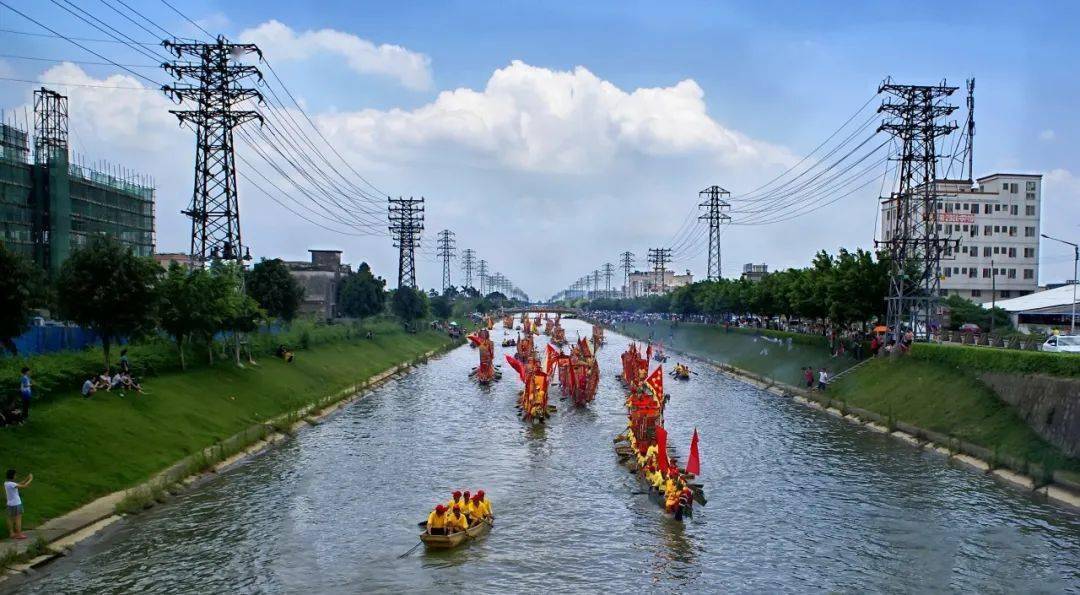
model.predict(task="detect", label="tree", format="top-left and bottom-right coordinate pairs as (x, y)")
top-left (215, 262), bottom-right (265, 365)
top-left (338, 262), bottom-right (386, 319)
top-left (430, 294), bottom-right (453, 320)
top-left (157, 263), bottom-right (210, 369)
top-left (246, 258), bottom-right (304, 322)
top-left (392, 286), bottom-right (429, 330)
top-left (55, 236), bottom-right (160, 368)
top-left (0, 243), bottom-right (39, 354)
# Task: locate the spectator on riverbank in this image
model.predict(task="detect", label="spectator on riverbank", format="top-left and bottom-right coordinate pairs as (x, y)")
top-left (119, 349), bottom-right (131, 375)
top-left (803, 367), bottom-right (814, 389)
top-left (18, 367), bottom-right (31, 421)
top-left (5, 469), bottom-right (32, 540)
top-left (818, 368), bottom-right (830, 390)
top-left (81, 376), bottom-right (97, 398)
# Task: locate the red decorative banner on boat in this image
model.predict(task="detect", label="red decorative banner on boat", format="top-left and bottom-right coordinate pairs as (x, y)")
top-left (505, 355), bottom-right (525, 382)
top-left (645, 365), bottom-right (664, 399)
top-left (685, 428), bottom-right (701, 476)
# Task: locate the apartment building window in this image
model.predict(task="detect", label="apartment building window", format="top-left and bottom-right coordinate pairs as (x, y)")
top-left (968, 268), bottom-right (977, 278)
top-left (1001, 290), bottom-right (1012, 298)
top-left (982, 268), bottom-right (991, 278)
top-left (1008, 247), bottom-right (1016, 258)
top-left (1024, 247), bottom-right (1035, 258)
top-left (993, 246), bottom-right (1000, 255)
top-left (969, 203), bottom-right (978, 212)
top-left (984, 204), bottom-right (992, 214)
top-left (1025, 226), bottom-right (1036, 237)
top-left (971, 289), bottom-right (982, 297)
top-left (983, 246), bottom-right (991, 257)
top-left (944, 268), bottom-right (952, 277)
top-left (1026, 181), bottom-right (1036, 191)
top-left (962, 225), bottom-right (969, 232)
top-left (1011, 183), bottom-right (1019, 193)
top-left (1026, 205), bottom-right (1035, 216)
top-left (962, 203), bottom-right (968, 211)
top-left (1008, 269), bottom-right (1017, 279)
top-left (984, 225), bottom-right (992, 236)
top-left (970, 226), bottom-right (977, 238)
top-left (961, 267), bottom-right (967, 275)
top-left (1024, 269), bottom-right (1034, 279)
top-left (1009, 226), bottom-right (1017, 237)
top-left (994, 225), bottom-right (1001, 233)
top-left (945, 203), bottom-right (953, 213)
top-left (1026, 192), bottom-right (1036, 200)
top-left (1010, 205), bottom-right (1018, 216)
top-left (994, 204), bottom-right (1001, 212)
top-left (938, 224), bottom-right (944, 232)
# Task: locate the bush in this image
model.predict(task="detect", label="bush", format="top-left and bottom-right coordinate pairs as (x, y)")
top-left (911, 343), bottom-right (1080, 378)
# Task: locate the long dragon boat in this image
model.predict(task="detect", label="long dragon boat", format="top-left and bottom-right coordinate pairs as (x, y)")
top-left (550, 324), bottom-right (567, 347)
top-left (612, 359), bottom-right (704, 521)
top-left (508, 354), bottom-right (553, 425)
top-left (514, 333), bottom-right (534, 363)
top-left (472, 330), bottom-right (501, 384)
top-left (562, 337), bottom-right (600, 406)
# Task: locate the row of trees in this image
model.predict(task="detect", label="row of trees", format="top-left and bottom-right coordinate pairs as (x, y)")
top-left (0, 236), bottom-right (441, 368)
top-left (584, 249), bottom-right (891, 327)
top-left (581, 248), bottom-right (1011, 332)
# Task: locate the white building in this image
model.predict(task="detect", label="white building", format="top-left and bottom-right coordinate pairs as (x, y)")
top-left (626, 269), bottom-right (693, 298)
top-left (983, 283), bottom-right (1078, 334)
top-left (880, 173), bottom-right (1042, 304)
top-left (741, 263), bottom-right (768, 283)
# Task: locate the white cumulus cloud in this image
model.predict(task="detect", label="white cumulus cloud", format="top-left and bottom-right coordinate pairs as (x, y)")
top-left (238, 20), bottom-right (433, 90)
top-left (1039, 129), bottom-right (1056, 141)
top-left (315, 60), bottom-right (793, 174)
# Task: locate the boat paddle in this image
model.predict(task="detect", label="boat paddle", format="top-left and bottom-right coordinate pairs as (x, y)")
top-left (398, 541), bottom-right (424, 558)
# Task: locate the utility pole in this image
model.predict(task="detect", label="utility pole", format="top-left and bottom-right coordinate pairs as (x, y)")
top-left (990, 259), bottom-right (996, 336)
top-left (965, 78), bottom-right (975, 182)
top-left (388, 196), bottom-right (425, 288)
top-left (619, 251), bottom-right (635, 298)
top-left (699, 185), bottom-right (732, 280)
top-left (461, 248), bottom-right (475, 290)
top-left (163, 36), bottom-right (263, 265)
top-left (478, 259), bottom-right (488, 295)
top-left (436, 229), bottom-right (456, 294)
top-left (875, 77), bottom-right (959, 342)
top-left (603, 262), bottom-right (614, 297)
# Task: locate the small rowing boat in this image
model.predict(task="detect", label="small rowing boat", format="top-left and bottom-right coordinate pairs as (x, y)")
top-left (419, 518), bottom-right (493, 549)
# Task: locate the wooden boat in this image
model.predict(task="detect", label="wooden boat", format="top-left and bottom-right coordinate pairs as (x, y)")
top-left (420, 518), bottom-right (493, 549)
top-left (671, 365), bottom-right (690, 381)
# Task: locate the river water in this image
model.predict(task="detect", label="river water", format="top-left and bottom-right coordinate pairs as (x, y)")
top-left (14, 319), bottom-right (1080, 593)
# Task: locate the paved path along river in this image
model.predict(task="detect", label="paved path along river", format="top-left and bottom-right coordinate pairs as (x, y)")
top-left (13, 319), bottom-right (1080, 593)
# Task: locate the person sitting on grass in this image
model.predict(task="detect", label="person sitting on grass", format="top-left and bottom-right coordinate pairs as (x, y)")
top-left (275, 344), bottom-right (295, 363)
top-left (121, 374), bottom-right (144, 394)
top-left (95, 369), bottom-right (113, 392)
top-left (81, 376), bottom-right (97, 398)
top-left (5, 469), bottom-right (32, 540)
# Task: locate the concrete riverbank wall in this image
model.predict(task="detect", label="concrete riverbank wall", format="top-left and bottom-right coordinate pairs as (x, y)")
top-left (980, 372), bottom-right (1080, 458)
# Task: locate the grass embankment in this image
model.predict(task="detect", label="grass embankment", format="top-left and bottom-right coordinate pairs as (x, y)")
top-left (614, 321), bottom-right (857, 385)
top-left (829, 354), bottom-right (1080, 474)
top-left (0, 324), bottom-right (455, 529)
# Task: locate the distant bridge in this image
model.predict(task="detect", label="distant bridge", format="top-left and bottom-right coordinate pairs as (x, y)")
top-left (499, 304), bottom-right (581, 316)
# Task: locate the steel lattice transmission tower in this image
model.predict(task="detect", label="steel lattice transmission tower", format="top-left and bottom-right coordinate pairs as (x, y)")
top-left (619, 251), bottom-right (635, 297)
top-left (699, 185), bottom-right (732, 281)
top-left (592, 270), bottom-right (602, 299)
top-left (875, 77), bottom-right (959, 341)
top-left (163, 37), bottom-right (264, 264)
top-left (647, 248), bottom-right (672, 294)
top-left (602, 262), bottom-right (614, 297)
top-left (477, 259), bottom-right (488, 295)
top-left (460, 249), bottom-right (476, 290)
top-left (388, 196), bottom-right (425, 288)
top-left (436, 229), bottom-right (456, 293)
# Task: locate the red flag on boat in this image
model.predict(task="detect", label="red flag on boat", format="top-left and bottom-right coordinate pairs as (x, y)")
top-left (655, 425), bottom-right (669, 475)
top-left (645, 365), bottom-right (664, 399)
top-left (467, 333), bottom-right (482, 346)
top-left (646, 343), bottom-right (653, 362)
top-left (545, 344), bottom-right (559, 375)
top-left (505, 355), bottom-right (525, 382)
top-left (685, 428), bottom-right (701, 475)
top-left (579, 337), bottom-right (592, 358)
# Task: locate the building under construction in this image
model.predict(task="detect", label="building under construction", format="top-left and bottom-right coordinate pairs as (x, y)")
top-left (0, 88), bottom-right (155, 275)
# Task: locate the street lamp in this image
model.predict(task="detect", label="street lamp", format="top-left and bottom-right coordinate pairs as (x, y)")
top-left (1041, 233), bottom-right (1078, 335)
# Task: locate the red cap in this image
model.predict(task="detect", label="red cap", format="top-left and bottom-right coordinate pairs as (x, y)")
top-left (453, 505), bottom-right (461, 512)
top-left (472, 494), bottom-right (481, 502)
top-left (435, 504), bottom-right (446, 513)
top-left (477, 490), bottom-right (485, 497)
top-left (464, 491), bottom-right (471, 498)
top-left (453, 491), bottom-right (461, 499)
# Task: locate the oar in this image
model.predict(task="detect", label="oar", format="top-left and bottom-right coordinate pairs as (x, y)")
top-left (398, 541), bottom-right (424, 558)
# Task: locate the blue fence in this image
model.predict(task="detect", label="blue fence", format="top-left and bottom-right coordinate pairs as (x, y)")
top-left (11, 325), bottom-right (102, 356)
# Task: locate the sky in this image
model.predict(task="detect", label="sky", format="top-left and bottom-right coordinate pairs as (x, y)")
top-left (2, 0), bottom-right (1079, 299)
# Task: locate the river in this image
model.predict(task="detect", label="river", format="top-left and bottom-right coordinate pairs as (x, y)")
top-left (13, 319), bottom-right (1080, 593)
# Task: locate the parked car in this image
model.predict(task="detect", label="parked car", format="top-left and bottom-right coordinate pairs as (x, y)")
top-left (1041, 335), bottom-right (1080, 353)
top-left (959, 323), bottom-right (981, 333)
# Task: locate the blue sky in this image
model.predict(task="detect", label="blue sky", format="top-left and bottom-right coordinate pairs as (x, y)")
top-left (2, 0), bottom-right (1078, 296)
